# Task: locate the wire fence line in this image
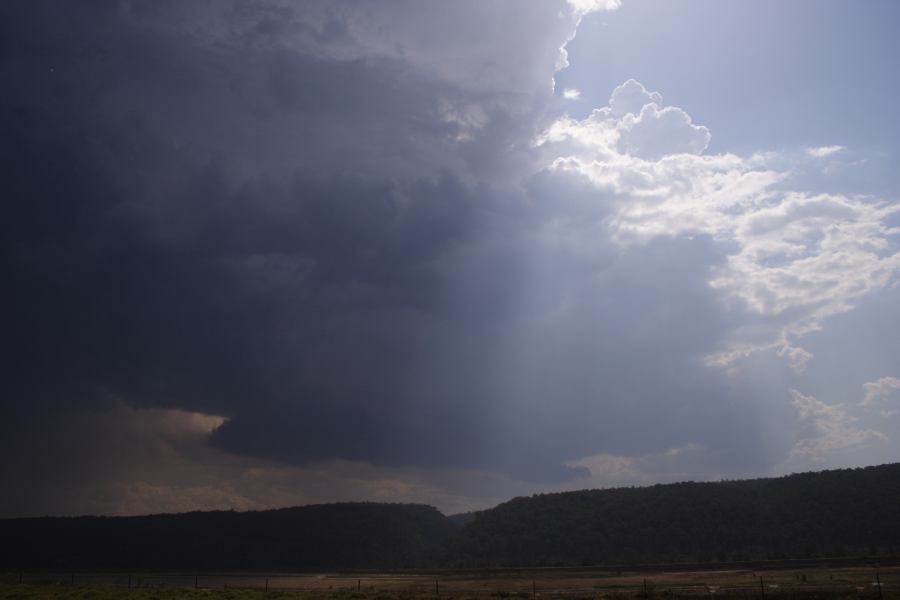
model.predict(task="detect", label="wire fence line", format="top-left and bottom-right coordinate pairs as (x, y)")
top-left (1, 570), bottom-right (897, 598)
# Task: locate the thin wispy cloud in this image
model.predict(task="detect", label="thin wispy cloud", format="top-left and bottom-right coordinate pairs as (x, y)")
top-left (807, 145), bottom-right (847, 158)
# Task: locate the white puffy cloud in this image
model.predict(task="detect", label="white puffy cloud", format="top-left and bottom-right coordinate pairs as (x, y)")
top-left (716, 194), bottom-right (900, 319)
top-left (537, 79), bottom-right (710, 160)
top-left (536, 80), bottom-right (900, 372)
top-left (608, 78), bottom-right (663, 117)
top-left (617, 101), bottom-right (712, 159)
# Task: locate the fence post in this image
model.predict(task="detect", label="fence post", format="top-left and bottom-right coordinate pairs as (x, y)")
top-left (358, 579), bottom-right (361, 592)
top-left (266, 577), bottom-right (269, 592)
top-left (760, 577), bottom-right (766, 600)
top-left (436, 579), bottom-right (439, 597)
top-left (71, 573), bottom-right (75, 586)
top-left (195, 575), bottom-right (199, 589)
top-left (532, 579), bottom-right (536, 599)
top-left (18, 573), bottom-right (22, 585)
top-left (876, 573), bottom-right (884, 600)
top-left (128, 574), bottom-right (131, 590)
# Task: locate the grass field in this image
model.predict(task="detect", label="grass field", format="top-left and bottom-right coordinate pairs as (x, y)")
top-left (2, 564), bottom-right (898, 600)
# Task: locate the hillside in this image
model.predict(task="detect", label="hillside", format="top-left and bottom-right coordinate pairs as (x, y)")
top-left (2, 465), bottom-right (899, 571)
top-left (446, 464), bottom-right (900, 566)
top-left (0, 502), bottom-right (454, 571)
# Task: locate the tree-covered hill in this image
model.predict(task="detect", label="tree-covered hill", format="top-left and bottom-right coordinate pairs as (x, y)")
top-left (2, 465), bottom-right (899, 571)
top-left (445, 464), bottom-right (900, 567)
top-left (0, 502), bottom-right (455, 571)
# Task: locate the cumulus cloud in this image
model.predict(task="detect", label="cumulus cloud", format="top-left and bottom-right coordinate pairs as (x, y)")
top-left (608, 79), bottom-right (663, 117)
top-left (537, 80), bottom-right (900, 373)
top-left (616, 101), bottom-right (712, 159)
top-left (537, 79), bottom-right (710, 160)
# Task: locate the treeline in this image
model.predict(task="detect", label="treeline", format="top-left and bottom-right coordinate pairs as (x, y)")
top-left (0, 502), bottom-right (455, 570)
top-left (2, 464), bottom-right (899, 570)
top-left (447, 464), bottom-right (900, 566)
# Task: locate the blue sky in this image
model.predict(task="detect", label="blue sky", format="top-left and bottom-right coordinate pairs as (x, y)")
top-left (550, 0), bottom-right (900, 482)
top-left (1, 0), bottom-right (899, 517)
top-left (561, 0), bottom-right (900, 186)
top-left (558, 0), bottom-right (900, 211)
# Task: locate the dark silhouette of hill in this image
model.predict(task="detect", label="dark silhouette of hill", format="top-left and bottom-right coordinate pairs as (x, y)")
top-left (0, 502), bottom-right (454, 571)
top-left (445, 464), bottom-right (900, 567)
top-left (2, 465), bottom-right (899, 571)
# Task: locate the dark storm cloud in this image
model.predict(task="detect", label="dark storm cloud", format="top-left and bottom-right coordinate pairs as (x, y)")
top-left (1, 0), bottom-right (786, 514)
top-left (1, 1), bottom-right (514, 477)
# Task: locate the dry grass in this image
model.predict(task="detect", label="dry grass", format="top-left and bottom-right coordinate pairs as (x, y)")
top-left (2, 565), bottom-right (898, 600)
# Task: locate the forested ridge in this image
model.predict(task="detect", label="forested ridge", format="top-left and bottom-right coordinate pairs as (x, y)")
top-left (447, 464), bottom-right (900, 566)
top-left (0, 503), bottom-right (454, 571)
top-left (2, 464), bottom-right (898, 570)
